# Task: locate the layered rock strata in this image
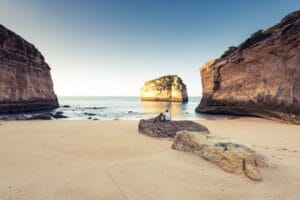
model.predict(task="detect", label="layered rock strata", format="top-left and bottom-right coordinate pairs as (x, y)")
top-left (138, 119), bottom-right (209, 137)
top-left (0, 24), bottom-right (58, 113)
top-left (172, 131), bottom-right (269, 181)
top-left (196, 10), bottom-right (300, 123)
top-left (140, 75), bottom-right (188, 102)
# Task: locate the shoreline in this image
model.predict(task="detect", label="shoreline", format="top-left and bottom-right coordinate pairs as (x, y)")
top-left (0, 118), bottom-right (300, 199)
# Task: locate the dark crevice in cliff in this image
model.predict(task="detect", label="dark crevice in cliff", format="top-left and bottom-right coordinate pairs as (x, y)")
top-left (213, 67), bottom-right (221, 92)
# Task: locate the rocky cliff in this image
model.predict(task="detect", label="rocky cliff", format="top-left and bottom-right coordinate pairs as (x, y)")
top-left (140, 75), bottom-right (188, 102)
top-left (196, 10), bottom-right (300, 123)
top-left (0, 24), bottom-right (58, 114)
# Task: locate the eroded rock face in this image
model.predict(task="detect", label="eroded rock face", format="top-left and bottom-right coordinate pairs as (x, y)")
top-left (140, 75), bottom-right (188, 102)
top-left (138, 119), bottom-right (209, 137)
top-left (196, 10), bottom-right (300, 123)
top-left (0, 24), bottom-right (58, 113)
top-left (172, 131), bottom-right (269, 181)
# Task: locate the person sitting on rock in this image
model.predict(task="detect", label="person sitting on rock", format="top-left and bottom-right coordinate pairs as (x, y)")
top-left (163, 109), bottom-right (171, 122)
top-left (153, 112), bottom-right (164, 123)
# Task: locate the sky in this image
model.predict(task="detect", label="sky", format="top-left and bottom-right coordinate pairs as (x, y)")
top-left (1, 0), bottom-right (299, 96)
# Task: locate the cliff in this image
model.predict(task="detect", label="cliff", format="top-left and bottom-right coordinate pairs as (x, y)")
top-left (140, 75), bottom-right (188, 102)
top-left (196, 10), bottom-right (300, 123)
top-left (0, 24), bottom-right (58, 114)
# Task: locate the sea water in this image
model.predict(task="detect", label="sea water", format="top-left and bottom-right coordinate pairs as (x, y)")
top-left (55, 96), bottom-right (209, 120)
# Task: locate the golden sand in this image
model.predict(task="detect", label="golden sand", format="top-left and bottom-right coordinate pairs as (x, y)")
top-left (0, 118), bottom-right (299, 200)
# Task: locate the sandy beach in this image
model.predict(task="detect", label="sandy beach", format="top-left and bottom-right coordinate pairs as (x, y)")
top-left (0, 118), bottom-right (300, 200)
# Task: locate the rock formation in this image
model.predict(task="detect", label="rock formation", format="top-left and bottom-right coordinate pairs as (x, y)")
top-left (172, 131), bottom-right (269, 181)
top-left (140, 75), bottom-right (188, 102)
top-left (196, 10), bottom-right (300, 123)
top-left (0, 24), bottom-right (58, 113)
top-left (138, 119), bottom-right (209, 137)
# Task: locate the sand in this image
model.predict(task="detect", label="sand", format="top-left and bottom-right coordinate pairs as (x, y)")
top-left (0, 118), bottom-right (300, 200)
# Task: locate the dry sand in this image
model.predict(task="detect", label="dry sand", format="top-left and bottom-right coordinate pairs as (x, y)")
top-left (0, 118), bottom-right (300, 200)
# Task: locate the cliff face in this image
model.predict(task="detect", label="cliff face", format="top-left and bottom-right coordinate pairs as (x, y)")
top-left (196, 10), bottom-right (300, 123)
top-left (0, 25), bottom-right (58, 114)
top-left (141, 75), bottom-right (188, 102)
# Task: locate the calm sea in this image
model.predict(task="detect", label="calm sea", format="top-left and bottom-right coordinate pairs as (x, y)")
top-left (54, 96), bottom-right (209, 120)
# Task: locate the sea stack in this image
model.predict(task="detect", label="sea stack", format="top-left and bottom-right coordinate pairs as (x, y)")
top-left (196, 10), bottom-right (300, 123)
top-left (0, 24), bottom-right (58, 114)
top-left (140, 75), bottom-right (188, 102)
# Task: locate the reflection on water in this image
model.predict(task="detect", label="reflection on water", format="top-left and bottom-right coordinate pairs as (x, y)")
top-left (0, 96), bottom-right (233, 120)
top-left (140, 101), bottom-right (189, 120)
top-left (3, 96), bottom-right (225, 120)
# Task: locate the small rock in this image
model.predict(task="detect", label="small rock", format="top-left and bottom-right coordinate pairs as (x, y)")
top-left (62, 105), bottom-right (71, 108)
top-left (90, 106), bottom-right (106, 110)
top-left (52, 113), bottom-right (68, 119)
top-left (84, 112), bottom-right (96, 116)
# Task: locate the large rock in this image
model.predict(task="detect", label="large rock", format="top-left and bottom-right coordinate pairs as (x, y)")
top-left (196, 10), bottom-right (300, 124)
top-left (138, 119), bottom-right (209, 137)
top-left (172, 131), bottom-right (269, 181)
top-left (140, 75), bottom-right (188, 102)
top-left (0, 24), bottom-right (58, 114)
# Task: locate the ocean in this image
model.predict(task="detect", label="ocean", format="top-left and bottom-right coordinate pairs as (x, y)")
top-left (1, 96), bottom-right (227, 120)
top-left (56, 96), bottom-right (205, 120)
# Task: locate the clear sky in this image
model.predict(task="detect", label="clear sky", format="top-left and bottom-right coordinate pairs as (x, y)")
top-left (1, 0), bottom-right (299, 96)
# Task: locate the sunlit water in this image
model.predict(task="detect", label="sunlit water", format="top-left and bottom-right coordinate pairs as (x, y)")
top-left (56, 96), bottom-right (204, 120)
top-left (0, 96), bottom-right (229, 120)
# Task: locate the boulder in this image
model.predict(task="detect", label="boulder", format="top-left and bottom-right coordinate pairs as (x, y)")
top-left (0, 24), bottom-right (58, 114)
top-left (54, 111), bottom-right (64, 115)
top-left (172, 131), bottom-right (269, 181)
top-left (140, 75), bottom-right (188, 102)
top-left (138, 119), bottom-right (209, 137)
top-left (196, 10), bottom-right (300, 124)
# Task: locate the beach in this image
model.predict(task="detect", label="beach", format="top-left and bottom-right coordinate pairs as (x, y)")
top-left (0, 118), bottom-right (300, 200)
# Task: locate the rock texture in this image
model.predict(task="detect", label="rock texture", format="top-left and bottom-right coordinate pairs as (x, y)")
top-left (196, 10), bottom-right (300, 123)
top-left (172, 131), bottom-right (269, 181)
top-left (138, 119), bottom-right (209, 137)
top-left (0, 24), bottom-right (58, 113)
top-left (140, 75), bottom-right (188, 102)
